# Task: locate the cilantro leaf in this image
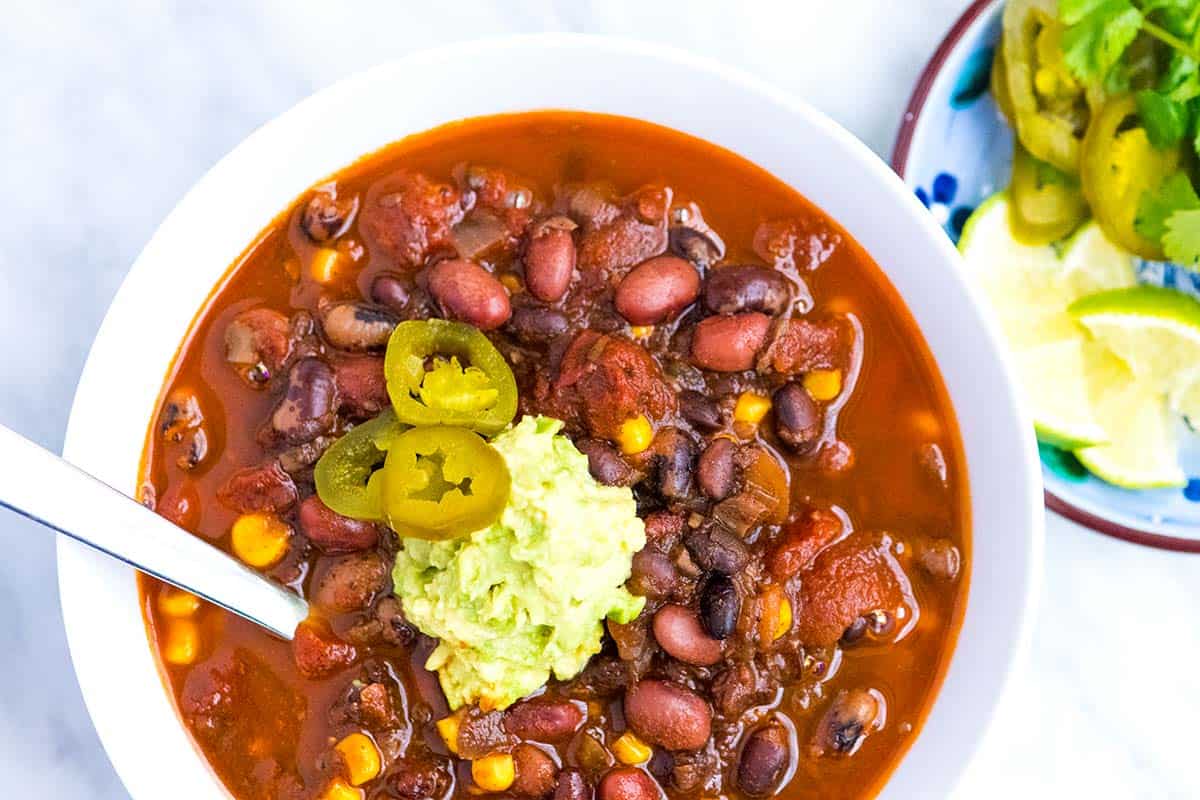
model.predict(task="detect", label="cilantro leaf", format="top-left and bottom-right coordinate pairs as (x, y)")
top-left (1062, 0), bottom-right (1145, 81)
top-left (1060, 0), bottom-right (1117, 25)
top-left (1162, 52), bottom-right (1200, 102)
top-left (1136, 89), bottom-right (1192, 147)
top-left (1136, 173), bottom-right (1200, 241)
top-left (1163, 208), bottom-right (1200, 266)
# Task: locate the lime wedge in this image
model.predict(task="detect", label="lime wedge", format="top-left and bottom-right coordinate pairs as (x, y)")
top-left (1071, 286), bottom-right (1200, 424)
top-left (959, 194), bottom-right (1135, 449)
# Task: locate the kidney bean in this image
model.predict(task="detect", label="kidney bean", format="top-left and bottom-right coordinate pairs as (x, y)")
top-left (554, 769), bottom-right (593, 800)
top-left (624, 680), bottom-right (712, 751)
top-left (684, 530), bottom-right (749, 574)
top-left (426, 258), bottom-right (511, 330)
top-left (678, 390), bottom-right (724, 433)
top-left (513, 744), bottom-right (559, 798)
top-left (653, 604), bottom-right (723, 666)
top-left (508, 304), bottom-right (570, 344)
top-left (333, 357), bottom-right (388, 419)
top-left (703, 265), bottom-right (793, 315)
top-left (504, 700), bottom-right (584, 742)
top-left (525, 216), bottom-right (578, 302)
top-left (292, 620), bottom-right (357, 678)
top-left (773, 383), bottom-right (822, 452)
top-left (216, 461), bottom-right (298, 514)
top-left (370, 272), bottom-right (412, 314)
top-left (628, 550), bottom-right (678, 600)
top-left (697, 438), bottom-right (738, 500)
top-left (690, 312), bottom-right (770, 372)
top-left (614, 255), bottom-right (701, 325)
top-left (598, 769), bottom-right (660, 800)
top-left (737, 723), bottom-right (790, 796)
top-left (311, 552), bottom-right (388, 614)
top-left (321, 303), bottom-right (396, 351)
top-left (576, 439), bottom-right (638, 487)
top-left (698, 572), bottom-right (740, 640)
top-left (298, 495), bottom-right (380, 553)
top-left (272, 358), bottom-right (337, 444)
top-left (812, 690), bottom-right (880, 756)
top-left (301, 187), bottom-right (357, 243)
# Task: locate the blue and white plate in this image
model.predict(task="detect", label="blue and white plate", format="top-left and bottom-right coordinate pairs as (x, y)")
top-left (893, 0), bottom-right (1200, 550)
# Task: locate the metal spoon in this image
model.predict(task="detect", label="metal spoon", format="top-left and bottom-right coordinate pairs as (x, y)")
top-left (0, 423), bottom-right (309, 639)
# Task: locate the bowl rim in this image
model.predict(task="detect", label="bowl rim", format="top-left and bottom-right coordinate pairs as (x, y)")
top-left (890, 0), bottom-right (1200, 554)
top-left (57, 32), bottom-right (1043, 800)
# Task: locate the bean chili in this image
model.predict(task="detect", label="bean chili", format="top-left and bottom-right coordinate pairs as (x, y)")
top-left (139, 112), bottom-right (968, 800)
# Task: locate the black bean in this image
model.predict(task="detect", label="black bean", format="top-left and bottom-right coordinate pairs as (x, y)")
top-left (679, 390), bottom-right (723, 433)
top-left (696, 439), bottom-right (737, 500)
top-left (773, 383), bottom-right (822, 452)
top-left (840, 616), bottom-right (868, 645)
top-left (577, 439), bottom-right (637, 487)
top-left (699, 573), bottom-right (740, 640)
top-left (554, 769), bottom-right (593, 800)
top-left (655, 434), bottom-right (695, 500)
top-left (301, 188), bottom-right (357, 243)
top-left (322, 303), bottom-right (396, 351)
top-left (737, 724), bottom-right (789, 796)
top-left (813, 690), bottom-right (880, 756)
top-left (684, 529), bottom-right (749, 574)
top-left (670, 225), bottom-right (725, 270)
top-left (916, 537), bottom-right (961, 580)
top-left (370, 273), bottom-right (411, 313)
top-left (508, 304), bottom-right (569, 344)
top-left (703, 265), bottom-right (793, 315)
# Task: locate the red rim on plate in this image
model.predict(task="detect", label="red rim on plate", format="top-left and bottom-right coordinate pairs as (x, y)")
top-left (890, 0), bottom-right (1200, 553)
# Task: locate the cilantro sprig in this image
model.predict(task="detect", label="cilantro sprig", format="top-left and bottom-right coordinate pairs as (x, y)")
top-left (1060, 0), bottom-right (1200, 265)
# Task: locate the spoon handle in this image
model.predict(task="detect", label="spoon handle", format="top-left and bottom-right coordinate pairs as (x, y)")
top-left (0, 423), bottom-right (308, 640)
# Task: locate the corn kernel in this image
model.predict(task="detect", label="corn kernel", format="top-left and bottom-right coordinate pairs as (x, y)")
top-left (319, 778), bottom-right (364, 800)
top-left (612, 732), bottom-right (653, 765)
top-left (230, 512), bottom-right (291, 568)
top-left (500, 273), bottom-right (523, 294)
top-left (758, 585), bottom-right (792, 647)
top-left (158, 587), bottom-right (201, 617)
top-left (472, 752), bottom-right (515, 792)
top-left (733, 392), bottom-right (772, 425)
top-left (775, 596), bottom-right (793, 641)
top-left (803, 369), bottom-right (842, 402)
top-left (617, 415), bottom-right (653, 455)
top-left (630, 325), bottom-right (653, 338)
top-left (335, 732), bottom-right (382, 786)
top-left (311, 248), bottom-right (341, 283)
top-left (436, 712), bottom-right (462, 755)
top-left (163, 619), bottom-right (200, 665)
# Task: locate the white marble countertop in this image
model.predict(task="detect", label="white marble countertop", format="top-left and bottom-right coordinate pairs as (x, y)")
top-left (1, 1), bottom-right (1197, 797)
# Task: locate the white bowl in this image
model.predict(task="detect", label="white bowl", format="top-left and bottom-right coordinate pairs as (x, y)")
top-left (58, 34), bottom-right (1043, 800)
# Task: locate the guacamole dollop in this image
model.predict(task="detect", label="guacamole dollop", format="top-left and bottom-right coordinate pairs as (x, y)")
top-left (392, 415), bottom-right (646, 710)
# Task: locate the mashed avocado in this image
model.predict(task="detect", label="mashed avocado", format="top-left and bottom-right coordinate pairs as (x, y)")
top-left (392, 415), bottom-right (646, 710)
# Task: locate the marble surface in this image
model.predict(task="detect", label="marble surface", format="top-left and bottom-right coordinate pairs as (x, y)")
top-left (1, 1), bottom-right (1197, 797)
